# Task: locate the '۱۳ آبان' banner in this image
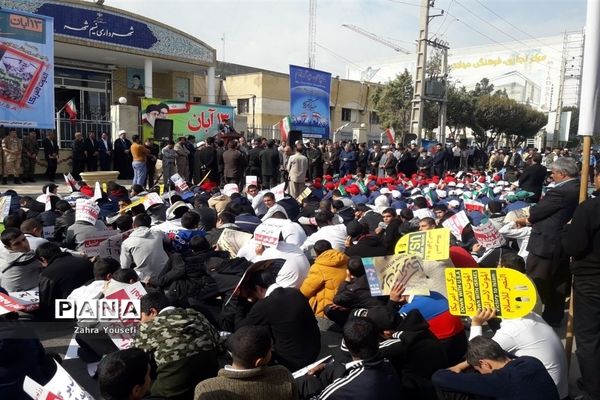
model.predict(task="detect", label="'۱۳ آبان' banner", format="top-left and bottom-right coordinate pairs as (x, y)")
top-left (289, 65), bottom-right (331, 139)
top-left (141, 98), bottom-right (235, 141)
top-left (0, 8), bottom-right (54, 128)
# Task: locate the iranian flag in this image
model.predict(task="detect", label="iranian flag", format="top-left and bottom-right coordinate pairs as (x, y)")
top-left (385, 127), bottom-right (396, 144)
top-left (280, 116), bottom-right (292, 142)
top-left (64, 99), bottom-right (78, 122)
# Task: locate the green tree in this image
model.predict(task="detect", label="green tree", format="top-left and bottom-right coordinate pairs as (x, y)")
top-left (473, 95), bottom-right (518, 148)
top-left (446, 85), bottom-right (475, 138)
top-left (371, 69), bottom-right (414, 142)
top-left (471, 78), bottom-right (495, 97)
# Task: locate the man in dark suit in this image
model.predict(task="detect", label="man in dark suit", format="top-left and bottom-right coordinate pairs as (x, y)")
top-left (259, 140), bottom-right (280, 189)
top-left (84, 132), bottom-right (98, 171)
top-left (42, 131), bottom-right (59, 181)
top-left (246, 139), bottom-right (262, 181)
top-left (222, 140), bottom-right (246, 188)
top-left (368, 144), bottom-right (383, 175)
top-left (97, 132), bottom-right (112, 171)
top-left (520, 157), bottom-right (580, 326)
top-left (113, 130), bottom-right (133, 179)
top-left (194, 136), bottom-right (219, 184)
top-left (518, 153), bottom-right (547, 202)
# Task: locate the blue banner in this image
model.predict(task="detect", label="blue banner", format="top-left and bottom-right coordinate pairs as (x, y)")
top-left (37, 3), bottom-right (157, 50)
top-left (0, 8), bottom-right (55, 128)
top-left (289, 65), bottom-right (331, 139)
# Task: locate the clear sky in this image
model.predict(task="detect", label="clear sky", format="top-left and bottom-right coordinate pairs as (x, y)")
top-left (107, 0), bottom-right (586, 76)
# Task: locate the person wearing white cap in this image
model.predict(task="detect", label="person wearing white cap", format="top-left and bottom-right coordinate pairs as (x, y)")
top-left (113, 129), bottom-right (133, 179)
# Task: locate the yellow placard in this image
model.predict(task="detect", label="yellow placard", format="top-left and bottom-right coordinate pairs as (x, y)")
top-left (395, 228), bottom-right (450, 261)
top-left (445, 267), bottom-right (537, 319)
top-left (119, 197), bottom-right (146, 214)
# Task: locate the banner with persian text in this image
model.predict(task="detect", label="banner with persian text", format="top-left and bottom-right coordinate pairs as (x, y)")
top-left (141, 98), bottom-right (235, 141)
top-left (289, 65), bottom-right (331, 139)
top-left (0, 8), bottom-right (54, 128)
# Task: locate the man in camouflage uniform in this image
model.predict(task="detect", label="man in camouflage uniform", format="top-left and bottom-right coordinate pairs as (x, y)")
top-left (2, 129), bottom-right (22, 184)
top-left (135, 292), bottom-right (221, 399)
top-left (21, 130), bottom-right (39, 182)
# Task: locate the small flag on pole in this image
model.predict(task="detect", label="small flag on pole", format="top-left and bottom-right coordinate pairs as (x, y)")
top-left (280, 116), bottom-right (292, 142)
top-left (385, 127), bottom-right (396, 144)
top-left (64, 99), bottom-right (77, 122)
top-left (337, 185), bottom-right (347, 196)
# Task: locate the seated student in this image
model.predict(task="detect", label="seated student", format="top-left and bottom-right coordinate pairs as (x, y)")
top-left (62, 213), bottom-right (107, 251)
top-left (432, 336), bottom-right (560, 400)
top-left (390, 283), bottom-right (467, 365)
top-left (205, 211), bottom-right (243, 246)
top-left (418, 217), bottom-right (437, 231)
top-left (53, 200), bottom-right (75, 243)
top-left (194, 326), bottom-right (298, 400)
top-left (135, 291), bottom-right (221, 399)
top-left (304, 317), bottom-right (403, 400)
top-left (487, 200), bottom-right (506, 230)
top-left (375, 207), bottom-right (402, 254)
top-left (0, 319), bottom-right (61, 400)
top-left (120, 213), bottom-right (169, 281)
top-left (97, 348), bottom-right (152, 400)
top-left (167, 211), bottom-right (207, 253)
top-left (237, 268), bottom-right (321, 372)
top-left (355, 203), bottom-right (383, 233)
top-left (148, 236), bottom-right (227, 310)
top-left (338, 306), bottom-right (448, 400)
top-left (300, 240), bottom-right (348, 320)
top-left (325, 257), bottom-right (384, 327)
top-left (344, 220), bottom-right (388, 257)
top-left (0, 228), bottom-right (42, 291)
top-left (20, 218), bottom-right (49, 251)
top-left (68, 257), bottom-right (120, 300)
top-left (301, 210), bottom-right (347, 254)
top-left (36, 242), bottom-right (93, 320)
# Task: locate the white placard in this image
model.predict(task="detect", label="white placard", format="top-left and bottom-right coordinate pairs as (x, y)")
top-left (442, 210), bottom-right (470, 240)
top-left (0, 196), bottom-right (11, 217)
top-left (143, 192), bottom-right (163, 209)
top-left (104, 282), bottom-right (146, 350)
top-left (82, 230), bottom-right (117, 257)
top-left (75, 199), bottom-right (100, 224)
top-left (245, 175), bottom-right (258, 187)
top-left (223, 183), bottom-right (239, 196)
top-left (170, 173), bottom-right (189, 193)
top-left (472, 218), bottom-right (506, 249)
top-left (253, 219), bottom-right (288, 247)
top-left (23, 360), bottom-right (94, 400)
top-left (271, 182), bottom-right (285, 201)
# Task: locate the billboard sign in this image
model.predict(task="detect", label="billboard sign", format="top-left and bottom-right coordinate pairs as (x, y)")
top-left (141, 98), bottom-right (235, 141)
top-left (0, 8), bottom-right (54, 128)
top-left (289, 65), bottom-right (331, 139)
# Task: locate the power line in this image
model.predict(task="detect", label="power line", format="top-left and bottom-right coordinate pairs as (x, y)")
top-left (386, 0), bottom-right (428, 8)
top-left (452, 0), bottom-right (562, 63)
top-left (431, 0), bottom-right (454, 38)
top-left (472, 0), bottom-right (564, 54)
top-left (315, 42), bottom-right (365, 71)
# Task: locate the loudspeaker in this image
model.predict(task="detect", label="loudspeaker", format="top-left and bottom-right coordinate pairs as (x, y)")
top-left (288, 130), bottom-right (302, 146)
top-left (153, 119), bottom-right (173, 141)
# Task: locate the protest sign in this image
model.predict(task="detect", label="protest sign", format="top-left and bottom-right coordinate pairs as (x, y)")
top-left (245, 175), bottom-right (258, 187)
top-left (92, 181), bottom-right (102, 201)
top-left (504, 207), bottom-right (530, 223)
top-left (272, 182), bottom-right (286, 201)
top-left (75, 199), bottom-right (100, 224)
top-left (82, 230), bottom-right (116, 257)
top-left (143, 192), bottom-right (163, 209)
top-left (463, 199), bottom-right (485, 213)
top-left (445, 267), bottom-right (537, 319)
top-left (472, 218), bottom-right (506, 248)
top-left (218, 228), bottom-right (253, 258)
top-left (0, 291), bottom-right (39, 315)
top-left (295, 187), bottom-right (312, 203)
top-left (24, 361), bottom-right (93, 400)
top-left (362, 254), bottom-right (430, 297)
top-left (97, 230), bottom-right (133, 260)
top-left (254, 219), bottom-right (288, 247)
top-left (293, 355), bottom-right (333, 379)
top-left (442, 210), bottom-right (470, 240)
top-left (223, 183), bottom-right (239, 196)
top-left (170, 173), bottom-right (189, 193)
top-left (0, 196), bottom-right (11, 218)
top-left (394, 228), bottom-right (450, 261)
top-left (104, 281), bottom-right (146, 350)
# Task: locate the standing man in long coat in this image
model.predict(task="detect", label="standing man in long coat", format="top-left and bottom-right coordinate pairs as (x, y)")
top-left (113, 130), bottom-right (133, 179)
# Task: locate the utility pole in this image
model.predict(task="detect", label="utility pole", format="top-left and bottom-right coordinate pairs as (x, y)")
top-left (438, 44), bottom-right (449, 144)
top-left (410, 0), bottom-right (434, 144)
top-left (308, 0), bottom-right (317, 68)
top-left (553, 32), bottom-right (568, 147)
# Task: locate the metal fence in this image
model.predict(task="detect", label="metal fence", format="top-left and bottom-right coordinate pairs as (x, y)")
top-left (56, 117), bottom-right (114, 149)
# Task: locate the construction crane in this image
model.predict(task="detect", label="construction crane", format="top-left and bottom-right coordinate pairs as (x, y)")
top-left (341, 24), bottom-right (411, 54)
top-left (308, 0), bottom-right (317, 68)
